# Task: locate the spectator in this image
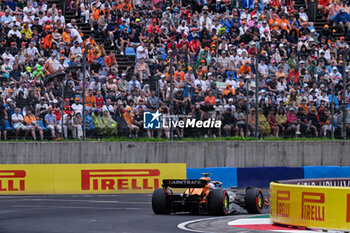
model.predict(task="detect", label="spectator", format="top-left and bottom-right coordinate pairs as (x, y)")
top-left (24, 109), bottom-right (44, 140)
top-left (12, 107), bottom-right (28, 139)
top-left (45, 107), bottom-right (61, 139)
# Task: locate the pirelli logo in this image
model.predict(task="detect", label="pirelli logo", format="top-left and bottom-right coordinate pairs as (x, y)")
top-left (0, 170), bottom-right (26, 192)
top-left (301, 192), bottom-right (325, 221)
top-left (81, 169), bottom-right (160, 191)
top-left (276, 190), bottom-right (290, 217)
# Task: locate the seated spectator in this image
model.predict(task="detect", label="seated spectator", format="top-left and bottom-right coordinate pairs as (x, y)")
top-left (12, 107), bottom-right (28, 139)
top-left (123, 107), bottom-right (139, 138)
top-left (24, 109), bottom-right (44, 140)
top-left (45, 107), bottom-right (61, 139)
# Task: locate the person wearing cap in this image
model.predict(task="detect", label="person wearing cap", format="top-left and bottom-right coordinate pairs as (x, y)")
top-left (123, 107), bottom-right (139, 138)
top-left (71, 97), bottom-right (83, 114)
top-left (54, 9), bottom-right (65, 27)
top-left (117, 73), bottom-right (129, 92)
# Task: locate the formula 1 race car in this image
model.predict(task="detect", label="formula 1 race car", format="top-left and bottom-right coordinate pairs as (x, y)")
top-left (152, 173), bottom-right (267, 215)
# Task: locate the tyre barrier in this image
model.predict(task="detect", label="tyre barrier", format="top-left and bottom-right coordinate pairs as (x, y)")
top-left (270, 178), bottom-right (350, 231)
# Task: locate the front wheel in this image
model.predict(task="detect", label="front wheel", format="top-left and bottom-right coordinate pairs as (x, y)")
top-left (207, 189), bottom-right (229, 215)
top-left (244, 187), bottom-right (264, 214)
top-left (152, 188), bottom-right (171, 215)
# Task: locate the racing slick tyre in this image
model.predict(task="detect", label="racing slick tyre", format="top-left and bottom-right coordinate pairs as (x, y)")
top-left (207, 189), bottom-right (229, 215)
top-left (152, 188), bottom-right (171, 215)
top-left (244, 187), bottom-right (264, 214)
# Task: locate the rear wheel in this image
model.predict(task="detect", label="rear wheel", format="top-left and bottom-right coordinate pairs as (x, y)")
top-left (207, 189), bottom-right (229, 215)
top-left (152, 188), bottom-right (171, 215)
top-left (245, 187), bottom-right (264, 214)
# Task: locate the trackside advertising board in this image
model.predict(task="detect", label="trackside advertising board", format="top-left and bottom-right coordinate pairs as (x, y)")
top-left (270, 182), bottom-right (350, 231)
top-left (0, 164), bottom-right (186, 195)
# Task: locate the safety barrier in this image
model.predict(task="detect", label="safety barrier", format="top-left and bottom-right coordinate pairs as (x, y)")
top-left (188, 166), bottom-right (350, 188)
top-left (270, 178), bottom-right (350, 231)
top-left (0, 163), bottom-right (186, 195)
top-left (187, 167), bottom-right (237, 188)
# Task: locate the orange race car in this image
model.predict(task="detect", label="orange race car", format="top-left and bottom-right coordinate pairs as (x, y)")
top-left (152, 173), bottom-right (268, 215)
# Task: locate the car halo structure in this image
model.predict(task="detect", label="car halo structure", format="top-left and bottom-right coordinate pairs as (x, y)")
top-left (152, 173), bottom-right (267, 215)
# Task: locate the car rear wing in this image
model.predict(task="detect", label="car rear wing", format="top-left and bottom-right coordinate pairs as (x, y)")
top-left (162, 179), bottom-right (208, 188)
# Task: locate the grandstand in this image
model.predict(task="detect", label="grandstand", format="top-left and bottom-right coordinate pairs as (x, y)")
top-left (0, 0), bottom-right (349, 141)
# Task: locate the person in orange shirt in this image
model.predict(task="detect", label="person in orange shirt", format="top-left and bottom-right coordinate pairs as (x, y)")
top-left (204, 90), bottom-right (216, 105)
top-left (89, 5), bottom-right (100, 31)
top-left (82, 34), bottom-right (97, 48)
top-left (24, 109), bottom-right (44, 140)
top-left (104, 51), bottom-right (118, 69)
top-left (224, 83), bottom-right (236, 98)
top-left (62, 27), bottom-right (71, 43)
top-left (277, 14), bottom-right (290, 32)
top-left (238, 60), bottom-right (252, 76)
top-left (85, 89), bottom-right (96, 110)
top-left (117, 0), bottom-right (132, 12)
top-left (318, 0), bottom-right (330, 18)
top-left (269, 12), bottom-right (280, 31)
top-left (123, 107), bottom-right (139, 138)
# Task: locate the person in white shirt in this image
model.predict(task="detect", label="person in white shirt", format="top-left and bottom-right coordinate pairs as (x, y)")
top-left (102, 99), bottom-right (114, 117)
top-left (177, 20), bottom-right (189, 35)
top-left (54, 9), bottom-right (65, 27)
top-left (298, 7), bottom-right (308, 23)
top-left (7, 24), bottom-right (21, 39)
top-left (69, 27), bottom-right (83, 44)
top-left (226, 74), bottom-right (237, 89)
top-left (23, 10), bottom-right (35, 26)
top-left (25, 41), bottom-right (41, 59)
top-left (70, 41), bottom-right (82, 56)
top-left (136, 41), bottom-right (149, 60)
top-left (259, 21), bottom-right (270, 34)
top-left (2, 48), bottom-right (15, 65)
top-left (71, 97), bottom-right (83, 113)
top-left (12, 107), bottom-right (28, 138)
top-left (194, 74), bottom-right (210, 91)
top-left (258, 59), bottom-right (269, 78)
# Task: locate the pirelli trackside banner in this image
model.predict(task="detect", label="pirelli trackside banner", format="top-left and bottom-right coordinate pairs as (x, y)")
top-left (270, 182), bottom-right (350, 231)
top-left (0, 164), bottom-right (186, 195)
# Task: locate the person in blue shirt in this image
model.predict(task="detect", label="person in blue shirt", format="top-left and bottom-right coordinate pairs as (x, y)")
top-left (5, 0), bottom-right (17, 11)
top-left (85, 110), bottom-right (95, 137)
top-left (331, 9), bottom-right (350, 33)
top-left (119, 19), bottom-right (131, 33)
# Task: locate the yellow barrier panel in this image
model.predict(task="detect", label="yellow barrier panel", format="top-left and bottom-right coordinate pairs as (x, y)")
top-left (0, 163), bottom-right (186, 195)
top-left (270, 182), bottom-right (350, 231)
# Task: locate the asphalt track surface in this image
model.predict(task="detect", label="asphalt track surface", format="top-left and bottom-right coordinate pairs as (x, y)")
top-left (0, 194), bottom-right (269, 233)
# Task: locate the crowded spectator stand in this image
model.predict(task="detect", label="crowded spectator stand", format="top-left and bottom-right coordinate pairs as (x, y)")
top-left (0, 0), bottom-right (349, 140)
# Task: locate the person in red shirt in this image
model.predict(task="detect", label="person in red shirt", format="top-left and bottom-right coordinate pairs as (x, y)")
top-left (95, 90), bottom-right (104, 108)
top-left (148, 19), bottom-right (159, 34)
top-left (179, 34), bottom-right (190, 49)
top-left (190, 35), bottom-right (201, 55)
top-left (248, 42), bottom-right (258, 55)
top-left (288, 66), bottom-right (300, 83)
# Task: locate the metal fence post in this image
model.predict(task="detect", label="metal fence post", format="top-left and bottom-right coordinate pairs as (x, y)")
top-left (169, 51), bottom-right (175, 140)
top-left (342, 50), bottom-right (348, 140)
top-left (255, 48), bottom-right (262, 138)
